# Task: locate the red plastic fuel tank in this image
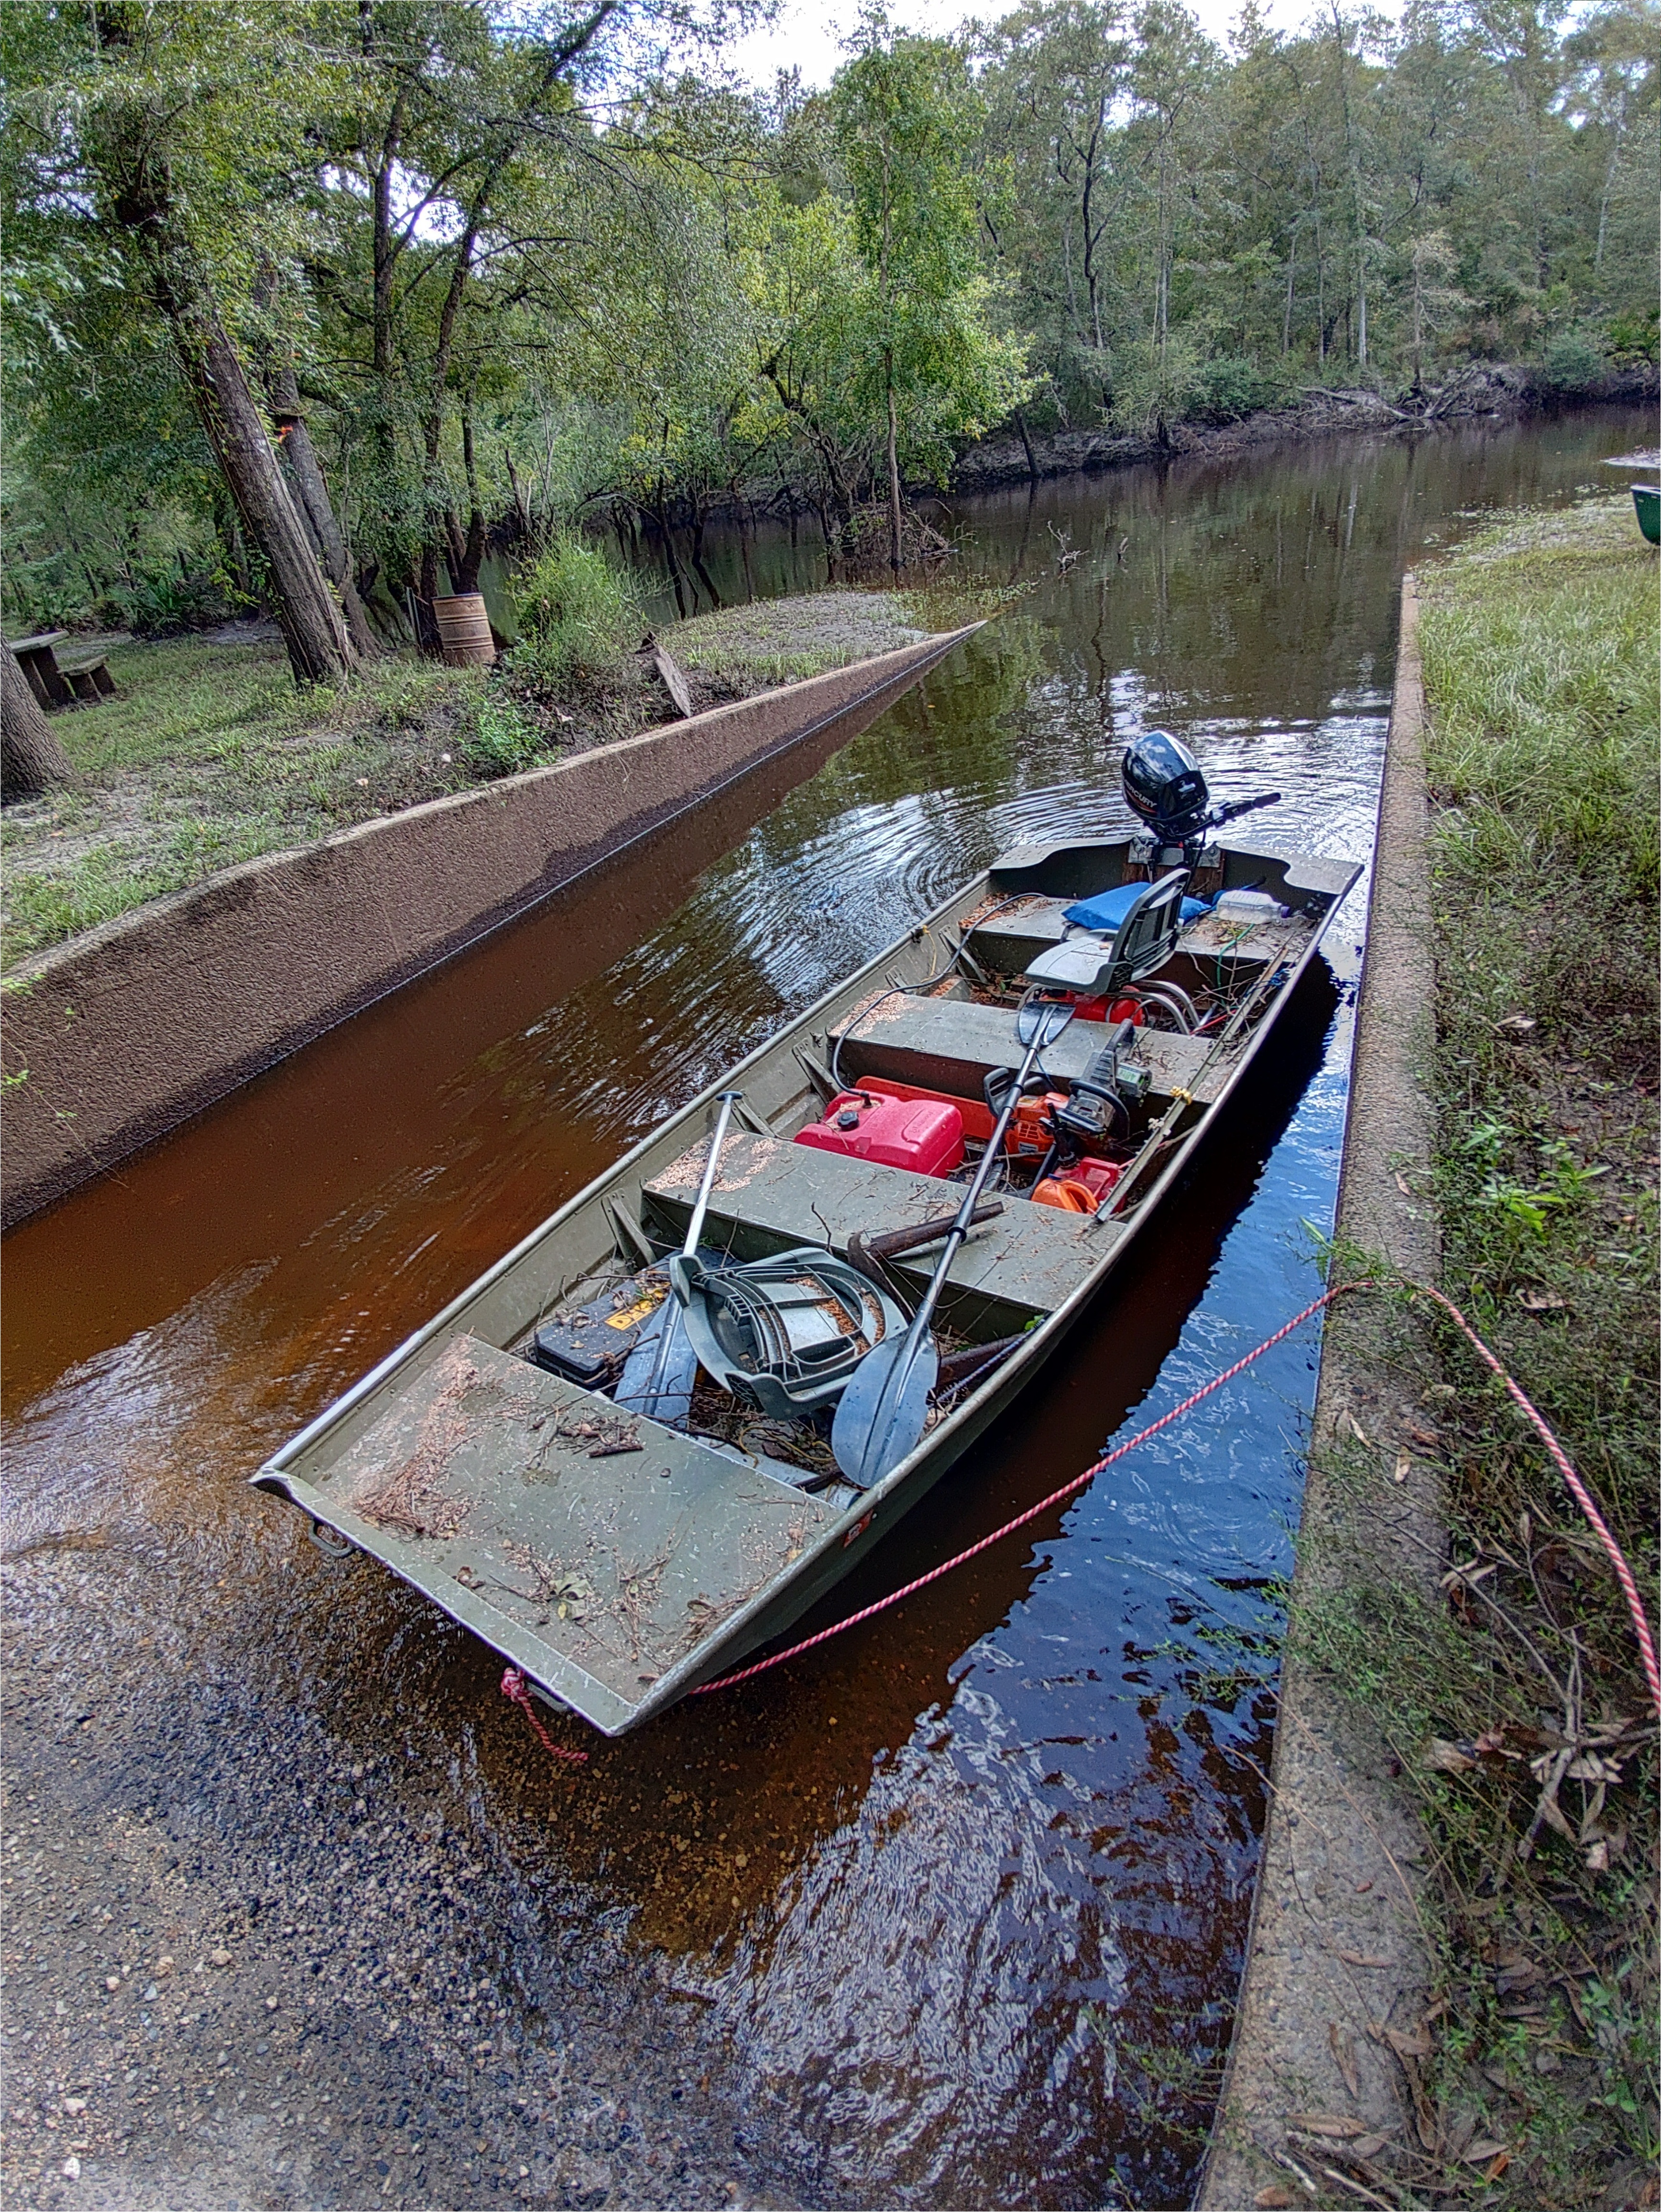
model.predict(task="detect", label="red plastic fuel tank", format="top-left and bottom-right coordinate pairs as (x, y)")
top-left (794, 1090), bottom-right (965, 1176)
top-left (838, 1077), bottom-right (1115, 1160)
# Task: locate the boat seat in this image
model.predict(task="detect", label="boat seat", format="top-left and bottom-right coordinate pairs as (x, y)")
top-left (299, 1332), bottom-right (838, 1732)
top-left (965, 896), bottom-right (1073, 975)
top-left (827, 992), bottom-right (1225, 1106)
top-left (641, 1133), bottom-right (1115, 1334)
top-left (1024, 871), bottom-right (1194, 995)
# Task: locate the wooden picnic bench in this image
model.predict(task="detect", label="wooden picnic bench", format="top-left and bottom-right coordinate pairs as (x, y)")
top-left (6, 630), bottom-right (117, 710)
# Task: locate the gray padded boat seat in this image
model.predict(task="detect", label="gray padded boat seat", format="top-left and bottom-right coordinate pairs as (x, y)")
top-left (828, 992), bottom-right (1226, 1106)
top-left (304, 1333), bottom-right (837, 1733)
top-left (642, 1133), bottom-right (1113, 1332)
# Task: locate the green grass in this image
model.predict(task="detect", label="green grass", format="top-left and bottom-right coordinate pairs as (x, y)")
top-left (663, 587), bottom-right (929, 689)
top-left (1299, 496), bottom-right (1658, 2209)
top-left (0, 637), bottom-right (496, 968)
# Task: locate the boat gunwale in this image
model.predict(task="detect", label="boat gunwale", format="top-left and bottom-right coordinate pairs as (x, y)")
top-left (254, 835), bottom-right (1360, 1732)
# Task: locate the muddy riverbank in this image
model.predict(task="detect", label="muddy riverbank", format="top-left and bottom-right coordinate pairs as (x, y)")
top-left (3, 406), bottom-right (1653, 2212)
top-left (2, 1557), bottom-right (783, 2210)
top-left (947, 365), bottom-right (1658, 498)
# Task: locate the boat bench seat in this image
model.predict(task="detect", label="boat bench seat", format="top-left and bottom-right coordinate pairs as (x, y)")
top-left (967, 897), bottom-right (1288, 979)
top-left (827, 991), bottom-right (1226, 1106)
top-left (642, 1131), bottom-right (1112, 1334)
top-left (293, 1332), bottom-right (837, 1732)
top-left (963, 896), bottom-right (1072, 975)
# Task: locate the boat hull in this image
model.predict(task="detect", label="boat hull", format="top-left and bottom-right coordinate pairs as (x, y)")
top-left (255, 833), bottom-right (1361, 1733)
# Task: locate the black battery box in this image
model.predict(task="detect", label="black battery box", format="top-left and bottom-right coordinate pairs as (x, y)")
top-left (531, 1270), bottom-right (670, 1388)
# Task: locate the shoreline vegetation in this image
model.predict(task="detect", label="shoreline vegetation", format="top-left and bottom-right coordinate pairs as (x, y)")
top-left (5, 378), bottom-right (1648, 976)
top-left (949, 364), bottom-right (1658, 495)
top-left (0, 587), bottom-right (938, 974)
top-left (1306, 494), bottom-right (1658, 2208)
top-left (4, 1), bottom-right (1655, 683)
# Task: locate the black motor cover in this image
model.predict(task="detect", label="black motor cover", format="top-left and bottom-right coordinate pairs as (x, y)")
top-left (1122, 730), bottom-right (1210, 841)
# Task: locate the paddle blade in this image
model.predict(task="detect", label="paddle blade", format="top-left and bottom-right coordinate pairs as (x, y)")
top-left (615, 1303), bottom-right (698, 1429)
top-left (831, 1335), bottom-right (940, 1489)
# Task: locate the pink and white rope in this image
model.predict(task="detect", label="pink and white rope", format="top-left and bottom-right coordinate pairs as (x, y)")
top-left (1413, 1284), bottom-right (1661, 1719)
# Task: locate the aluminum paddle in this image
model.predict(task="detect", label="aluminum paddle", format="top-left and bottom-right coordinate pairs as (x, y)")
top-left (616, 1088), bottom-right (743, 1426)
top-left (832, 997), bottom-right (1075, 1487)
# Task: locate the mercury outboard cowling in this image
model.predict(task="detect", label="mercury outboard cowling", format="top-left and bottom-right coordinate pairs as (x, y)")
top-left (1122, 730), bottom-right (1210, 843)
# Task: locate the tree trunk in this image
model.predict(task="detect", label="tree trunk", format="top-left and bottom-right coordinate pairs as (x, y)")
top-left (505, 449), bottom-right (534, 541)
top-left (1014, 407), bottom-right (1039, 484)
top-left (885, 368), bottom-right (903, 574)
top-left (215, 493), bottom-right (254, 603)
top-left (186, 312), bottom-right (356, 683)
top-left (650, 504), bottom-right (690, 621)
top-left (450, 518), bottom-right (487, 597)
top-left (126, 213), bottom-right (356, 685)
top-left (689, 511), bottom-right (721, 610)
top-left (449, 410), bottom-right (487, 595)
top-left (1356, 248), bottom-right (1368, 368)
top-left (814, 490), bottom-right (835, 582)
top-left (1283, 239), bottom-right (1296, 353)
top-left (738, 522), bottom-right (756, 604)
top-left (1410, 266), bottom-right (1424, 394)
top-left (267, 368), bottom-right (380, 658)
top-left (1, 647), bottom-right (76, 803)
top-left (1595, 94), bottom-right (1625, 274)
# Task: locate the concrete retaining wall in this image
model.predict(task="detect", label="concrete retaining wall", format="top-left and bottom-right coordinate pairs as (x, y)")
top-left (1, 626), bottom-right (979, 1230)
top-left (1198, 579), bottom-right (1445, 2204)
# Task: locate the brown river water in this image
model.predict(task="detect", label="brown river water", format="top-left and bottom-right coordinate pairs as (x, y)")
top-left (2, 408), bottom-right (1650, 2210)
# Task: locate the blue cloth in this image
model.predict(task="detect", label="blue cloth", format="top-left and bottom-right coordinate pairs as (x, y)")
top-left (1061, 883), bottom-right (1212, 933)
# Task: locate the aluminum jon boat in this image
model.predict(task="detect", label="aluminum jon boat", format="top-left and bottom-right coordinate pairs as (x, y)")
top-left (254, 733), bottom-right (1361, 1735)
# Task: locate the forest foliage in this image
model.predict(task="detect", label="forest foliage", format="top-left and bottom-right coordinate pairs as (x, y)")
top-left (1, 0), bottom-right (1655, 659)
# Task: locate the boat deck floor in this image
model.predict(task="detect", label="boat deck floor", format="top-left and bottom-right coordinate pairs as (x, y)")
top-left (296, 1334), bottom-right (836, 1724)
top-left (828, 993), bottom-right (1228, 1107)
top-left (642, 1132), bottom-right (1114, 1331)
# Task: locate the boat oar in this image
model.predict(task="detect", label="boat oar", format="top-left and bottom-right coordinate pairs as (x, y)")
top-left (832, 997), bottom-right (1075, 1488)
top-left (616, 1088), bottom-right (743, 1426)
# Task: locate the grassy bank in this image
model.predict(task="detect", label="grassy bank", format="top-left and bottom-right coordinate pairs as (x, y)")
top-left (1308, 496), bottom-right (1658, 2207)
top-left (0, 589), bottom-right (929, 972)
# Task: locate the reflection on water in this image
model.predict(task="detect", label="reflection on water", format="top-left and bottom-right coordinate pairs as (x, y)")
top-left (3, 407), bottom-right (1648, 2206)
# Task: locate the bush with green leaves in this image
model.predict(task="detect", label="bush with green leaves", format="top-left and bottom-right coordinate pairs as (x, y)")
top-left (1110, 333), bottom-right (1206, 439)
top-left (1606, 306), bottom-right (1659, 366)
top-left (119, 565), bottom-right (238, 637)
top-left (1187, 354), bottom-right (1291, 425)
top-left (465, 691), bottom-right (545, 779)
top-left (509, 537), bottom-right (641, 688)
top-left (1538, 329), bottom-right (1605, 395)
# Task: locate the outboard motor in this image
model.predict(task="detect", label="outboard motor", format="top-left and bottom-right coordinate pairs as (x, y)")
top-left (1122, 731), bottom-right (1213, 845)
top-left (1024, 736), bottom-right (1284, 998)
top-left (1122, 731), bottom-right (1282, 862)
